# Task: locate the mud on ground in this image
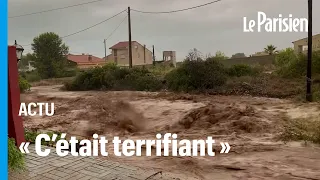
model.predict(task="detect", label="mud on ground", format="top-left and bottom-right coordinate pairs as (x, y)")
top-left (21, 85), bottom-right (320, 180)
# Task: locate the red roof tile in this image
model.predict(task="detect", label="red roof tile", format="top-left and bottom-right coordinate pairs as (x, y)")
top-left (67, 54), bottom-right (105, 64)
top-left (109, 41), bottom-right (137, 49)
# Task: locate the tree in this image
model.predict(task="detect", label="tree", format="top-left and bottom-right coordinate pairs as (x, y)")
top-left (31, 32), bottom-right (69, 79)
top-left (186, 48), bottom-right (203, 61)
top-left (264, 45), bottom-right (278, 55)
top-left (214, 51), bottom-right (228, 60)
top-left (231, 53), bottom-right (246, 59)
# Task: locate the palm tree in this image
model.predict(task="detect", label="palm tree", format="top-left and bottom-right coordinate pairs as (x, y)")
top-left (264, 45), bottom-right (278, 55)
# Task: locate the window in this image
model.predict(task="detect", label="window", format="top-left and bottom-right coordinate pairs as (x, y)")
top-left (302, 45), bottom-right (308, 51)
top-left (113, 50), bottom-right (117, 56)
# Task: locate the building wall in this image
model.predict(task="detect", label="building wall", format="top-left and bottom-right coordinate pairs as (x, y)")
top-left (105, 54), bottom-right (114, 63)
top-left (132, 42), bottom-right (153, 65)
top-left (163, 51), bottom-right (176, 61)
top-left (114, 48), bottom-right (129, 65)
top-left (163, 51), bottom-right (176, 67)
top-left (293, 34), bottom-right (320, 53)
top-left (111, 42), bottom-right (153, 66)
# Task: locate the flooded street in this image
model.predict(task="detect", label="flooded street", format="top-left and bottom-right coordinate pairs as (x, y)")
top-left (21, 85), bottom-right (320, 180)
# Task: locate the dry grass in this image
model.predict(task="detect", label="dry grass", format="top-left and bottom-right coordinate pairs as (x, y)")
top-left (279, 117), bottom-right (320, 144)
top-left (31, 77), bottom-right (74, 87)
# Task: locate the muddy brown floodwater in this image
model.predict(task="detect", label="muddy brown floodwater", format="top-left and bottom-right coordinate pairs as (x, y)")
top-left (21, 85), bottom-right (320, 180)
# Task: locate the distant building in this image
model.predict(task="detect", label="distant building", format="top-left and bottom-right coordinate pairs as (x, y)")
top-left (251, 51), bottom-right (269, 57)
top-left (104, 41), bottom-right (153, 67)
top-left (292, 33), bottom-right (320, 53)
top-left (67, 54), bottom-right (105, 69)
top-left (18, 61), bottom-right (36, 72)
top-left (163, 51), bottom-right (176, 67)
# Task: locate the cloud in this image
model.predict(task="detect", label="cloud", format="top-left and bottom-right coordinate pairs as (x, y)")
top-left (8, 0), bottom-right (320, 59)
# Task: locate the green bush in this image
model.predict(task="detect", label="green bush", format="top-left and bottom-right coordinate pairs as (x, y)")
top-left (65, 64), bottom-right (163, 91)
top-left (20, 71), bottom-right (42, 82)
top-left (149, 63), bottom-right (174, 76)
top-left (275, 48), bottom-right (320, 78)
top-left (8, 138), bottom-right (25, 170)
top-left (25, 129), bottom-right (62, 146)
top-left (313, 50), bottom-right (320, 74)
top-left (24, 129), bottom-right (39, 143)
top-left (165, 57), bottom-right (227, 92)
top-left (20, 68), bottom-right (78, 83)
top-left (19, 76), bottom-right (31, 93)
top-left (59, 68), bottom-right (78, 78)
top-left (226, 64), bottom-right (262, 77)
top-left (119, 68), bottom-right (163, 91)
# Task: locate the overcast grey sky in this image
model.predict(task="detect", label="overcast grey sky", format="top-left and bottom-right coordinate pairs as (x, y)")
top-left (8, 0), bottom-right (320, 60)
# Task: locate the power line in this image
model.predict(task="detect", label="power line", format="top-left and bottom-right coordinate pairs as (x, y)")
top-left (103, 14), bottom-right (127, 59)
top-left (104, 14), bottom-right (127, 42)
top-left (9, 0), bottom-right (107, 19)
top-left (131, 0), bottom-right (222, 14)
top-left (22, 9), bottom-right (126, 46)
top-left (61, 9), bottom-right (126, 39)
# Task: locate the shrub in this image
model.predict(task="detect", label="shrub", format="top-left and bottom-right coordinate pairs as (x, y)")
top-left (275, 48), bottom-right (320, 78)
top-left (226, 64), bottom-right (261, 77)
top-left (59, 68), bottom-right (78, 78)
top-left (312, 50), bottom-right (320, 74)
top-left (19, 76), bottom-right (31, 93)
top-left (165, 57), bottom-right (227, 92)
top-left (65, 66), bottom-right (111, 91)
top-left (275, 48), bottom-right (297, 67)
top-left (25, 129), bottom-right (62, 146)
top-left (8, 138), bottom-right (25, 170)
top-left (149, 63), bottom-right (174, 76)
top-left (119, 69), bottom-right (163, 91)
top-left (24, 71), bottom-right (41, 82)
top-left (65, 64), bottom-right (163, 91)
top-left (24, 130), bottom-right (39, 143)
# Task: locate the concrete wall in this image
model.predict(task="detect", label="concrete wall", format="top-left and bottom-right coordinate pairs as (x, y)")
top-left (220, 55), bottom-right (275, 67)
top-left (251, 51), bottom-right (269, 56)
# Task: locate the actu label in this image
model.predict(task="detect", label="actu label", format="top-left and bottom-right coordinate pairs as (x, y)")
top-left (19, 102), bottom-right (55, 116)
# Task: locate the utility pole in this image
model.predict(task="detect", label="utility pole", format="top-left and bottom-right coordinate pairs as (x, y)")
top-left (143, 45), bottom-right (146, 64)
top-left (152, 45), bottom-right (155, 66)
top-left (128, 7), bottom-right (133, 68)
top-left (306, 0), bottom-right (312, 102)
top-left (103, 39), bottom-right (107, 63)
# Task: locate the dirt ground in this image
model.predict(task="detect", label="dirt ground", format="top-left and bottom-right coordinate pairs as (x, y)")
top-left (21, 85), bottom-right (320, 180)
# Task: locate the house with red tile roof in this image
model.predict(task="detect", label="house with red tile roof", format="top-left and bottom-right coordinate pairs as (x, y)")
top-left (104, 41), bottom-right (153, 66)
top-left (67, 53), bottom-right (106, 69)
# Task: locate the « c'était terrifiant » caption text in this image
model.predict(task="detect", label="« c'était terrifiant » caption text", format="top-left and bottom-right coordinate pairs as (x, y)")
top-left (18, 102), bottom-right (231, 157)
top-left (30, 133), bottom-right (230, 157)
